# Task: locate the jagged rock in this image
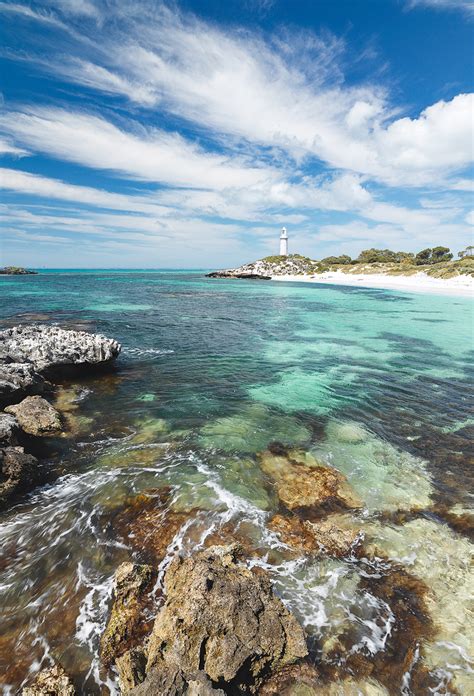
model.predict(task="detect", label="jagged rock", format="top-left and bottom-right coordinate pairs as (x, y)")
top-left (0, 362), bottom-right (45, 402)
top-left (258, 448), bottom-right (362, 515)
top-left (0, 412), bottom-right (18, 443)
top-left (21, 664), bottom-right (75, 695)
top-left (128, 659), bottom-right (225, 695)
top-left (6, 396), bottom-right (62, 436)
top-left (145, 545), bottom-right (308, 694)
top-left (0, 324), bottom-right (121, 372)
top-left (0, 446), bottom-right (38, 504)
top-left (116, 648), bottom-right (147, 693)
top-left (100, 562), bottom-right (154, 667)
top-left (268, 513), bottom-right (362, 558)
top-left (259, 663), bottom-right (320, 695)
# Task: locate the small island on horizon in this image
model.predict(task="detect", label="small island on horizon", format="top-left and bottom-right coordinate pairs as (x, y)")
top-left (0, 266), bottom-right (37, 275)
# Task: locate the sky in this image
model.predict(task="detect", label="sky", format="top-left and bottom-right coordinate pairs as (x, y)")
top-left (0, 0), bottom-right (473, 268)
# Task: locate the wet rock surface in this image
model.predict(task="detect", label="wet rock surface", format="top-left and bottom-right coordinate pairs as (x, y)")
top-left (22, 664), bottom-right (75, 695)
top-left (268, 513), bottom-right (362, 558)
top-left (100, 561), bottom-right (155, 668)
top-left (258, 446), bottom-right (362, 515)
top-left (6, 396), bottom-right (62, 436)
top-left (126, 544), bottom-right (308, 694)
top-left (0, 446), bottom-right (39, 505)
top-left (0, 362), bottom-right (45, 403)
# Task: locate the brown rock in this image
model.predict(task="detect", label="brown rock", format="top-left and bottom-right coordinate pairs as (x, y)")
top-left (22, 664), bottom-right (75, 695)
top-left (129, 659), bottom-right (225, 695)
top-left (109, 488), bottom-right (192, 565)
top-left (268, 513), bottom-right (362, 558)
top-left (100, 562), bottom-right (155, 668)
top-left (258, 449), bottom-right (362, 515)
top-left (145, 544), bottom-right (308, 693)
top-left (116, 648), bottom-right (147, 693)
top-left (0, 446), bottom-right (38, 504)
top-left (6, 396), bottom-right (62, 436)
top-left (259, 662), bottom-right (320, 695)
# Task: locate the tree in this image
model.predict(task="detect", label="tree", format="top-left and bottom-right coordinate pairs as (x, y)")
top-left (458, 245), bottom-right (474, 258)
top-left (320, 254), bottom-right (353, 265)
top-left (356, 248), bottom-right (413, 264)
top-left (415, 247), bottom-right (453, 265)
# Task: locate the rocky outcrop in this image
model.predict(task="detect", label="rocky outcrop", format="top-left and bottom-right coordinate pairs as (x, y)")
top-left (0, 324), bottom-right (121, 373)
top-left (0, 362), bottom-right (45, 403)
top-left (258, 447), bottom-right (362, 515)
top-left (5, 396), bottom-right (62, 436)
top-left (141, 545), bottom-right (308, 694)
top-left (0, 446), bottom-right (38, 505)
top-left (0, 266), bottom-right (37, 275)
top-left (21, 664), bottom-right (75, 695)
top-left (100, 562), bottom-right (155, 668)
top-left (207, 271), bottom-right (271, 280)
top-left (268, 513), bottom-right (362, 558)
top-left (206, 254), bottom-right (321, 280)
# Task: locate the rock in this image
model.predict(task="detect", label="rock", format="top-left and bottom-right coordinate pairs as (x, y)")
top-left (0, 362), bottom-right (45, 403)
top-left (116, 648), bottom-right (147, 693)
top-left (100, 561), bottom-right (155, 668)
top-left (0, 412), bottom-right (18, 444)
top-left (258, 448), bottom-right (362, 515)
top-left (0, 324), bottom-right (121, 372)
top-left (258, 663), bottom-right (320, 695)
top-left (268, 513), bottom-right (362, 558)
top-left (0, 446), bottom-right (38, 504)
top-left (206, 271), bottom-right (271, 280)
top-left (145, 544), bottom-right (308, 693)
top-left (128, 660), bottom-right (225, 695)
top-left (0, 266), bottom-right (37, 275)
top-left (22, 664), bottom-right (75, 695)
top-left (6, 396), bottom-right (62, 436)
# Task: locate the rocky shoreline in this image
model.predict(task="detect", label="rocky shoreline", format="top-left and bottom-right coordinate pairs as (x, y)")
top-left (2, 322), bottom-right (472, 695)
top-left (0, 324), bottom-right (121, 505)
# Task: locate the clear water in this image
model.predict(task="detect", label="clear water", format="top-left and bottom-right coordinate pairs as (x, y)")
top-left (0, 271), bottom-right (472, 694)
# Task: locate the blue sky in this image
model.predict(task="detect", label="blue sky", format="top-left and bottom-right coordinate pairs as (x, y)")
top-left (0, 0), bottom-right (473, 268)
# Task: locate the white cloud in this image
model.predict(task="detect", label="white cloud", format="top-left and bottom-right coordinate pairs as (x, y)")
top-left (12, 4), bottom-right (470, 187)
top-left (406, 0), bottom-right (474, 16)
top-left (0, 138), bottom-right (28, 156)
top-left (0, 107), bottom-right (276, 190)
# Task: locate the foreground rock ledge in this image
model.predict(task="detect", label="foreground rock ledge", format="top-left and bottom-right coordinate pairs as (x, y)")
top-left (107, 545), bottom-right (309, 694)
top-left (22, 663), bottom-right (75, 695)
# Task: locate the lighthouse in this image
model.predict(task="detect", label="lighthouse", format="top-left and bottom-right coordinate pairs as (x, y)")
top-left (279, 227), bottom-right (288, 256)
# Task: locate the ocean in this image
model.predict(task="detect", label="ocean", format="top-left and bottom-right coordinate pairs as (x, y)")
top-left (0, 270), bottom-right (473, 694)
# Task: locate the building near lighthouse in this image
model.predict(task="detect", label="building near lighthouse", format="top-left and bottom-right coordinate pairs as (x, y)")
top-left (279, 227), bottom-right (288, 256)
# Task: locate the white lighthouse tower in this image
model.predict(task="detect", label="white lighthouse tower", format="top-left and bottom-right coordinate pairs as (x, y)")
top-left (279, 226), bottom-right (288, 256)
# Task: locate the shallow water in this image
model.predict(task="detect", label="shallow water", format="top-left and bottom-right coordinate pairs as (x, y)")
top-left (0, 271), bottom-right (473, 694)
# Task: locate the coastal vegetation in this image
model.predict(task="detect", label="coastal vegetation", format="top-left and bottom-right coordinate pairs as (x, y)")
top-left (208, 247), bottom-right (474, 279)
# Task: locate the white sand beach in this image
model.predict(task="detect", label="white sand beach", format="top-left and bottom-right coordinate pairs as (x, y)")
top-left (271, 270), bottom-right (474, 297)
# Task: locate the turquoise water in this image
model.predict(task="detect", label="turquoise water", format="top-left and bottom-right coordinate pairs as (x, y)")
top-left (0, 271), bottom-right (473, 694)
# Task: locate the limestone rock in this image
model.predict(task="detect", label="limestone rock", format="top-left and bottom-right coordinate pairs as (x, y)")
top-left (259, 663), bottom-right (320, 695)
top-left (0, 361), bottom-right (45, 403)
top-left (129, 660), bottom-right (225, 695)
top-left (268, 513), bottom-right (362, 558)
top-left (22, 664), bottom-right (75, 695)
top-left (259, 448), bottom-right (362, 515)
top-left (145, 544), bottom-right (308, 693)
top-left (6, 396), bottom-right (62, 436)
top-left (0, 412), bottom-right (18, 444)
top-left (0, 446), bottom-right (38, 504)
top-left (116, 648), bottom-right (147, 693)
top-left (0, 324), bottom-right (121, 372)
top-left (100, 562), bottom-right (154, 667)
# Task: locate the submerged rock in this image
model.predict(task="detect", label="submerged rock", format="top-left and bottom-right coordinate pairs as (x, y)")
top-left (6, 396), bottom-right (62, 436)
top-left (0, 446), bottom-right (38, 504)
top-left (268, 513), bottom-right (362, 558)
top-left (22, 664), bottom-right (75, 695)
top-left (143, 544), bottom-right (308, 693)
top-left (258, 447), bottom-right (362, 515)
top-left (100, 562), bottom-right (155, 668)
top-left (258, 663), bottom-right (320, 695)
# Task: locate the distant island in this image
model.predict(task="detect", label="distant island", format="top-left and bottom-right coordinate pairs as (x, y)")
top-left (0, 266), bottom-right (37, 275)
top-left (207, 246), bottom-right (474, 296)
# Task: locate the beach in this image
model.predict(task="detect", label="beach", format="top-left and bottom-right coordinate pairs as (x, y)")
top-left (272, 270), bottom-right (474, 297)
